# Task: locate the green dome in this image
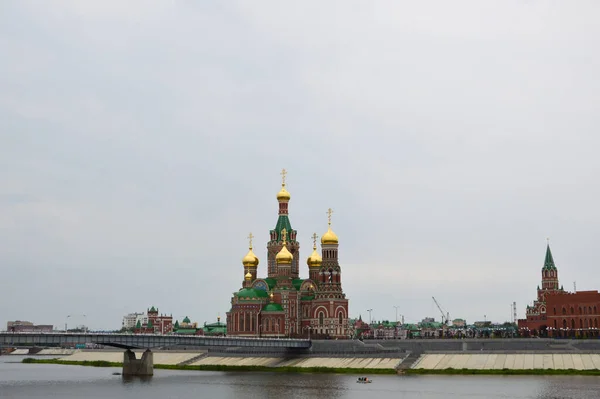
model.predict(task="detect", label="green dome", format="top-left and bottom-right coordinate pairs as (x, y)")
top-left (236, 288), bottom-right (268, 300)
top-left (183, 316), bottom-right (191, 323)
top-left (262, 303), bottom-right (284, 312)
top-left (149, 306), bottom-right (157, 312)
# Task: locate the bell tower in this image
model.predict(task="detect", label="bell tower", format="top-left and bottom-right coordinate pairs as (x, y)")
top-left (267, 169), bottom-right (300, 278)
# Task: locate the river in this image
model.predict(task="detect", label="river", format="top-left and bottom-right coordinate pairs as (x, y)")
top-left (1, 356), bottom-right (599, 398)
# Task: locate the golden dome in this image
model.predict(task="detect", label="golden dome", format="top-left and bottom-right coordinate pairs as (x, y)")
top-left (276, 184), bottom-right (291, 202)
top-left (244, 271), bottom-right (252, 280)
top-left (242, 248), bottom-right (259, 267)
top-left (276, 243), bottom-right (293, 264)
top-left (321, 226), bottom-right (338, 245)
top-left (307, 246), bottom-right (322, 268)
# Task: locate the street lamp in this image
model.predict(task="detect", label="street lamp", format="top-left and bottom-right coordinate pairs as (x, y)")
top-left (393, 306), bottom-right (401, 324)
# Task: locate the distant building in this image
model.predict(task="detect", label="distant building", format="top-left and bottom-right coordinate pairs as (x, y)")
top-left (122, 312), bottom-right (146, 330)
top-left (7, 320), bottom-right (53, 332)
top-left (351, 315), bottom-right (371, 338)
top-left (131, 306), bottom-right (173, 335)
top-left (201, 317), bottom-right (227, 336)
top-left (373, 320), bottom-right (398, 339)
top-left (173, 316), bottom-right (202, 335)
top-left (452, 319), bottom-right (466, 328)
top-left (518, 244), bottom-right (600, 337)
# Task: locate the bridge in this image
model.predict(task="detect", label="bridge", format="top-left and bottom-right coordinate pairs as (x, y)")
top-left (0, 332), bottom-right (311, 376)
top-left (0, 332), bottom-right (311, 350)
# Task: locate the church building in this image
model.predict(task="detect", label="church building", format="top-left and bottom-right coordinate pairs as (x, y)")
top-left (226, 170), bottom-right (349, 339)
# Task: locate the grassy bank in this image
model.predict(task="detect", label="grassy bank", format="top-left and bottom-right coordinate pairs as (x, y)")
top-left (21, 358), bottom-right (397, 375)
top-left (405, 368), bottom-right (600, 376)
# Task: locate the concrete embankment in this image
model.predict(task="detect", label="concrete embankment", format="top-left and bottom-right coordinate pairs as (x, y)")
top-left (8, 348), bottom-right (76, 356)
top-left (53, 350), bottom-right (402, 370)
top-left (189, 356), bottom-right (401, 369)
top-left (412, 353), bottom-right (600, 370)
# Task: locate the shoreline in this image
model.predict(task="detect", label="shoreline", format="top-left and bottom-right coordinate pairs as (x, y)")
top-left (22, 358), bottom-right (600, 376)
top-left (21, 358), bottom-right (398, 374)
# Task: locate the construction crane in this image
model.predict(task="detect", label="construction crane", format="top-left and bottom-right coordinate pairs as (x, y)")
top-left (432, 296), bottom-right (450, 326)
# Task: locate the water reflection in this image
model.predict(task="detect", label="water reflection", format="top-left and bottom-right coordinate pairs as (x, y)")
top-left (230, 373), bottom-right (347, 399)
top-left (3, 358), bottom-right (600, 399)
top-left (536, 376), bottom-right (600, 399)
top-left (122, 375), bottom-right (153, 384)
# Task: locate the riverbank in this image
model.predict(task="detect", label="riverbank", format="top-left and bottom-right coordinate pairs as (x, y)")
top-left (21, 358), bottom-right (398, 374)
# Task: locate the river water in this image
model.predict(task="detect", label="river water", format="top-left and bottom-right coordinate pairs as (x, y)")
top-left (1, 356), bottom-right (599, 398)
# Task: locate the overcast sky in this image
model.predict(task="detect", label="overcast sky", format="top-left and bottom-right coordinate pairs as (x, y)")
top-left (1, 1), bottom-right (599, 331)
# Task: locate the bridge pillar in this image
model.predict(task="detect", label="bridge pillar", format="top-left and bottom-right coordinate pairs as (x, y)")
top-left (123, 349), bottom-right (153, 377)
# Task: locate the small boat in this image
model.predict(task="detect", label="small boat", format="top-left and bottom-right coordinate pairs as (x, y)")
top-left (112, 372), bottom-right (122, 376)
top-left (356, 377), bottom-right (372, 383)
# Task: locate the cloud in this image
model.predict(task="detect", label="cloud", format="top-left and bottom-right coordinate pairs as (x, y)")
top-left (1, 0), bottom-right (599, 330)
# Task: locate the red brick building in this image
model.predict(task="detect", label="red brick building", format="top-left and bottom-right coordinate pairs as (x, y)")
top-left (226, 170), bottom-right (349, 339)
top-left (518, 244), bottom-right (600, 337)
top-left (133, 307), bottom-right (173, 335)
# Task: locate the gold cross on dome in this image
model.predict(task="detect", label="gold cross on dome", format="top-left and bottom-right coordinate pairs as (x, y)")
top-left (281, 228), bottom-right (288, 244)
top-left (327, 208), bottom-right (333, 225)
top-left (280, 168), bottom-right (287, 185)
top-left (311, 233), bottom-right (318, 247)
top-left (247, 232), bottom-right (254, 249)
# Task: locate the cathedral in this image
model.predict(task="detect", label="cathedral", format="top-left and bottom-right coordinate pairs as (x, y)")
top-left (226, 170), bottom-right (349, 339)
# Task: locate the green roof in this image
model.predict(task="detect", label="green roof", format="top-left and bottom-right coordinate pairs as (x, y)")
top-left (183, 316), bottom-right (191, 323)
top-left (292, 278), bottom-right (304, 291)
top-left (135, 320), bottom-right (141, 328)
top-left (264, 278), bottom-right (277, 290)
top-left (543, 244), bottom-right (557, 270)
top-left (419, 321), bottom-right (443, 328)
top-left (174, 320), bottom-right (179, 328)
top-left (236, 288), bottom-right (268, 300)
top-left (149, 306), bottom-right (156, 312)
top-left (204, 321), bottom-right (226, 328)
top-left (403, 323), bottom-right (419, 331)
top-left (147, 320), bottom-right (153, 328)
top-left (174, 328), bottom-right (197, 334)
top-left (301, 295), bottom-right (315, 301)
top-left (262, 303), bottom-right (284, 312)
top-left (271, 215), bottom-right (296, 243)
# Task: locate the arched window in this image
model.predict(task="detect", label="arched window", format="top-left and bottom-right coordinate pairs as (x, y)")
top-left (562, 307), bottom-right (567, 315)
top-left (580, 319), bottom-right (583, 329)
top-left (595, 306), bottom-right (598, 314)
top-left (554, 320), bottom-right (557, 329)
top-left (319, 312), bottom-right (324, 326)
top-left (338, 313), bottom-right (343, 325)
top-left (595, 319), bottom-right (598, 328)
top-left (589, 306), bottom-right (593, 314)
top-left (563, 319), bottom-right (567, 329)
top-left (553, 307), bottom-right (556, 315)
top-left (571, 307), bottom-right (575, 314)
top-left (585, 319), bottom-right (589, 328)
top-left (571, 319), bottom-right (575, 329)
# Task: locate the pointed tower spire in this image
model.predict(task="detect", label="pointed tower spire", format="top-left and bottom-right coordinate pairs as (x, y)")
top-left (543, 241), bottom-right (557, 270)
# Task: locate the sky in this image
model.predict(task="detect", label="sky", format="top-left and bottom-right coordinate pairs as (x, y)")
top-left (1, 0), bottom-right (599, 331)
